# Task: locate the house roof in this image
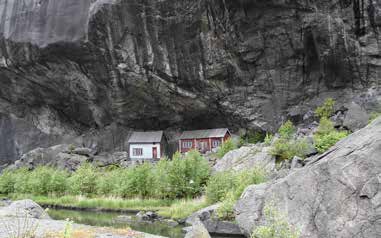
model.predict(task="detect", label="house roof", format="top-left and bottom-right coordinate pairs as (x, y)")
top-left (128, 131), bottom-right (164, 143)
top-left (179, 128), bottom-right (230, 140)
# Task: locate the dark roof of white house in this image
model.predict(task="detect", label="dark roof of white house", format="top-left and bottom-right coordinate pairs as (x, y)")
top-left (128, 131), bottom-right (164, 143)
top-left (179, 128), bottom-right (230, 140)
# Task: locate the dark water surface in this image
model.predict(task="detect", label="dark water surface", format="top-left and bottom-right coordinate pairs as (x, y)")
top-left (48, 208), bottom-right (243, 238)
top-left (48, 208), bottom-right (185, 238)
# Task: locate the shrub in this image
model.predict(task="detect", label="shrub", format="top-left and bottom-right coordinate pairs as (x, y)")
top-left (313, 117), bottom-right (348, 153)
top-left (278, 120), bottom-right (295, 139)
top-left (252, 202), bottom-right (300, 238)
top-left (68, 163), bottom-right (98, 195)
top-left (28, 167), bottom-right (54, 195)
top-left (13, 168), bottom-right (31, 194)
top-left (96, 168), bottom-right (123, 196)
top-left (315, 98), bottom-right (335, 119)
top-left (271, 121), bottom-right (310, 160)
top-left (270, 138), bottom-right (310, 160)
top-left (127, 163), bottom-right (156, 198)
top-left (0, 169), bottom-right (16, 194)
top-left (207, 167), bottom-right (268, 220)
top-left (205, 171), bottom-right (236, 204)
top-left (241, 131), bottom-right (266, 145)
top-left (217, 139), bottom-right (237, 158)
top-left (314, 131), bottom-right (348, 153)
top-left (216, 192), bottom-right (236, 220)
top-left (264, 133), bottom-right (274, 146)
top-left (163, 150), bottom-right (210, 199)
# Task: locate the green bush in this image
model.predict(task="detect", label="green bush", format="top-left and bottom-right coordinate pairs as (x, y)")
top-left (217, 139), bottom-right (237, 158)
top-left (315, 98), bottom-right (335, 119)
top-left (240, 131), bottom-right (266, 145)
top-left (0, 169), bottom-right (16, 194)
top-left (216, 192), bottom-right (236, 220)
top-left (271, 121), bottom-right (310, 160)
top-left (270, 138), bottom-right (310, 160)
top-left (0, 151), bottom-right (210, 200)
top-left (68, 163), bottom-right (98, 195)
top-left (264, 133), bottom-right (274, 146)
top-left (163, 150), bottom-right (210, 199)
top-left (252, 203), bottom-right (300, 238)
top-left (206, 171), bottom-right (236, 204)
top-left (278, 120), bottom-right (295, 139)
top-left (207, 167), bottom-right (268, 220)
top-left (313, 117), bottom-right (348, 153)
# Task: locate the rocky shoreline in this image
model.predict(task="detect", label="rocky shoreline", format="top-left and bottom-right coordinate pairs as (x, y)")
top-left (0, 199), bottom-right (164, 238)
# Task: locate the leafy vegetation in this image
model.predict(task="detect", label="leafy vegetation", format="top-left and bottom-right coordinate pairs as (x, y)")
top-left (0, 150), bottom-right (210, 200)
top-left (312, 99), bottom-right (349, 154)
top-left (270, 121), bottom-right (310, 160)
top-left (217, 138), bottom-right (237, 158)
top-left (205, 167), bottom-right (268, 220)
top-left (264, 133), bottom-right (274, 146)
top-left (313, 117), bottom-right (348, 153)
top-left (240, 131), bottom-right (266, 145)
top-left (252, 202), bottom-right (300, 238)
top-left (315, 98), bottom-right (335, 119)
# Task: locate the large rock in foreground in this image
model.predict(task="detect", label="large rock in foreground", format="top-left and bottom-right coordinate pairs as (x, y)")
top-left (235, 117), bottom-right (381, 238)
top-left (0, 199), bottom-right (50, 219)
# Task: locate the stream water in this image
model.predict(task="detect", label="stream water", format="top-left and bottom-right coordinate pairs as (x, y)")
top-left (48, 208), bottom-right (185, 238)
top-left (47, 208), bottom-right (242, 238)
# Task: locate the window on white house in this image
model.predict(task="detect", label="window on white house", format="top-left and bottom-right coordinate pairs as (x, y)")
top-left (182, 141), bottom-right (193, 149)
top-left (133, 148), bottom-right (143, 156)
top-left (212, 140), bottom-right (221, 148)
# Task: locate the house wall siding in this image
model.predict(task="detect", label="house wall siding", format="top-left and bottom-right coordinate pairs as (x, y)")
top-left (179, 132), bottom-right (231, 154)
top-left (129, 143), bottom-right (161, 160)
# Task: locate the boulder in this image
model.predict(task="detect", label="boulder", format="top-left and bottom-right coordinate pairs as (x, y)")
top-left (72, 147), bottom-right (93, 156)
top-left (343, 102), bottom-right (369, 131)
top-left (213, 145), bottom-right (275, 173)
top-left (187, 204), bottom-right (243, 236)
top-left (184, 218), bottom-right (211, 238)
top-left (235, 117), bottom-right (381, 238)
top-left (0, 200), bottom-right (50, 219)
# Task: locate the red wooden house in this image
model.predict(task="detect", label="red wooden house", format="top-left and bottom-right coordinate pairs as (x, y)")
top-left (179, 128), bottom-right (231, 154)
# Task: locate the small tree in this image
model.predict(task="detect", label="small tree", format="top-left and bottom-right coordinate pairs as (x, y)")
top-left (315, 98), bottom-right (335, 119)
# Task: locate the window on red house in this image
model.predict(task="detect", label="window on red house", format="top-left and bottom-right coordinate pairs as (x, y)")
top-left (212, 140), bottom-right (221, 148)
top-left (133, 148), bottom-right (143, 156)
top-left (182, 141), bottom-right (193, 149)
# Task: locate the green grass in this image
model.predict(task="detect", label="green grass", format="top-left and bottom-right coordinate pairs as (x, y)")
top-left (157, 197), bottom-right (208, 220)
top-left (8, 194), bottom-right (173, 211)
top-left (6, 194), bottom-right (207, 220)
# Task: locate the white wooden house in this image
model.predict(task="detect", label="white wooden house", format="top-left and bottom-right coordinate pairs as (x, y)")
top-left (128, 131), bottom-right (167, 161)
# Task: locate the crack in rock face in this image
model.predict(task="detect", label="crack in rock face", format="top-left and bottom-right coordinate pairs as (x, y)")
top-left (0, 0), bottom-right (381, 164)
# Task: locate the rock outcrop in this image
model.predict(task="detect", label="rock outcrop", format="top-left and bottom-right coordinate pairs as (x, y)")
top-left (235, 117), bottom-right (381, 238)
top-left (1, 0), bottom-right (381, 165)
top-left (10, 144), bottom-right (129, 170)
top-left (187, 204), bottom-right (243, 237)
top-left (0, 199), bottom-right (50, 219)
top-left (213, 144), bottom-right (275, 173)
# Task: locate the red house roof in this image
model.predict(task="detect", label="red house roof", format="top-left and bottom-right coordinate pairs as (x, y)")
top-left (179, 128), bottom-right (230, 140)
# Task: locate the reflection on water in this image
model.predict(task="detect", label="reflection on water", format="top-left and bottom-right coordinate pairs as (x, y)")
top-left (48, 208), bottom-right (185, 238)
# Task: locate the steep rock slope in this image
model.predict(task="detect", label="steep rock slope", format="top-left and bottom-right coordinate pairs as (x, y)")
top-left (1, 0), bottom-right (381, 163)
top-left (235, 117), bottom-right (381, 237)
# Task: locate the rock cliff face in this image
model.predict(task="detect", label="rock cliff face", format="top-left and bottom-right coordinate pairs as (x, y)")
top-left (1, 0), bottom-right (381, 164)
top-left (235, 117), bottom-right (381, 238)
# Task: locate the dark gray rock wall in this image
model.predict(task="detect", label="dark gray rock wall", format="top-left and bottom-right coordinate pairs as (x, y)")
top-left (0, 0), bottom-right (381, 164)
